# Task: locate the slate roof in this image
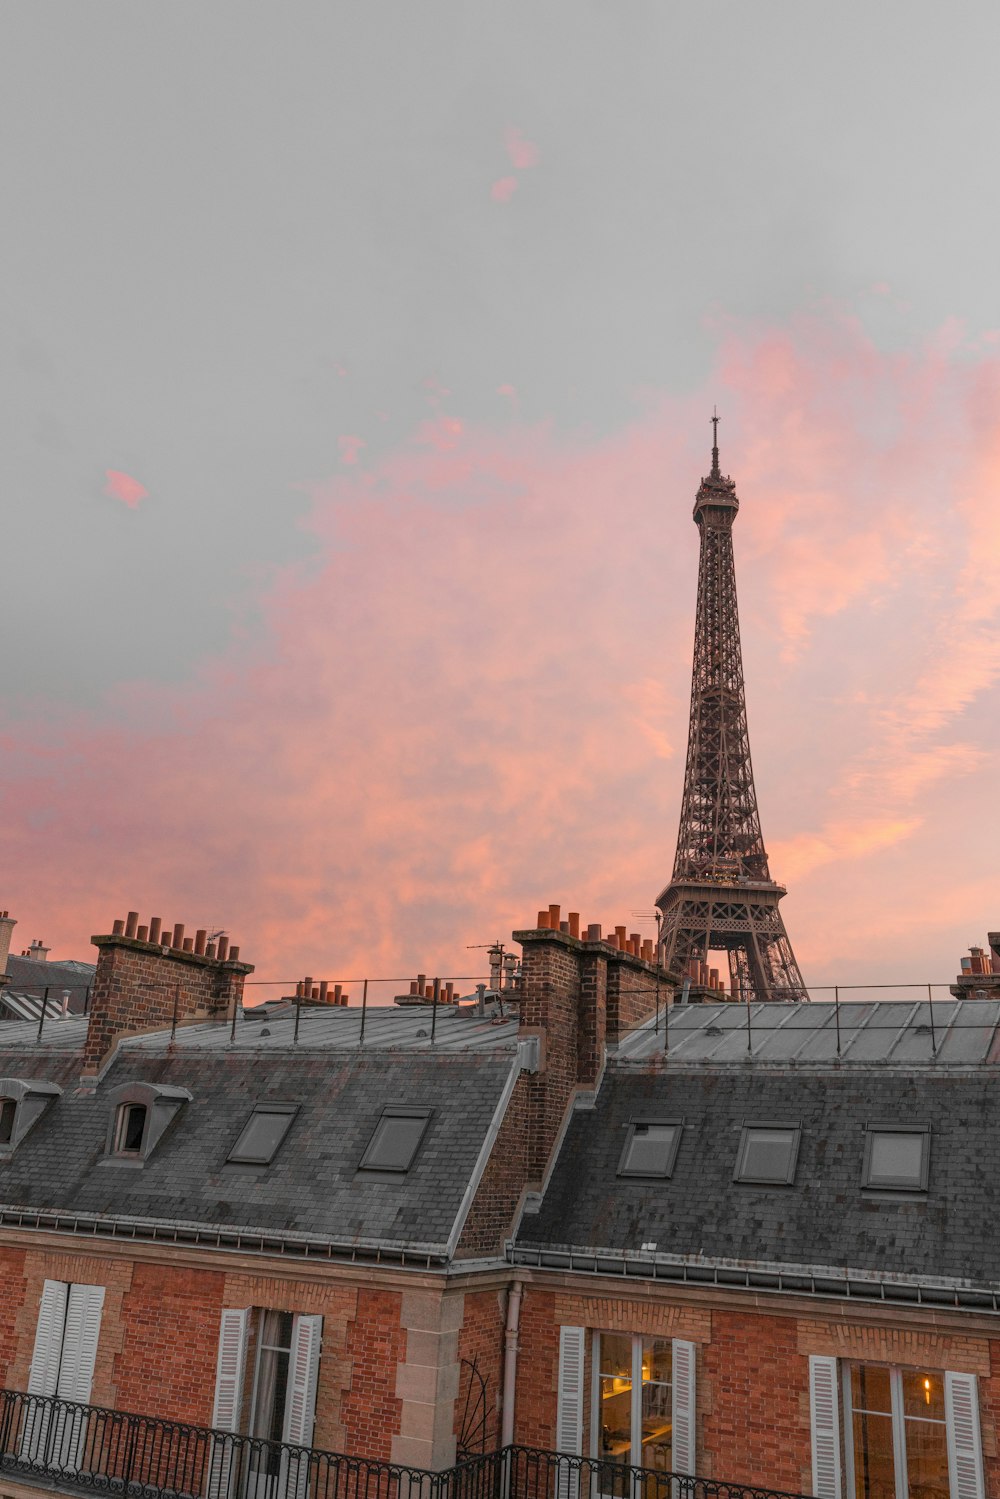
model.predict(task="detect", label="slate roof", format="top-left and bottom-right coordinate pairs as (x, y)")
top-left (0, 1044), bottom-right (519, 1259)
top-left (515, 1060), bottom-right (1000, 1294)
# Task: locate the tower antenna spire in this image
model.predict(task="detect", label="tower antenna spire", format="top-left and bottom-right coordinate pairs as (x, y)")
top-left (711, 407), bottom-right (721, 478)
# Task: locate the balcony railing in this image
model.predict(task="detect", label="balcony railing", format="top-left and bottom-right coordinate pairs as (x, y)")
top-left (0, 1389), bottom-right (812, 1499)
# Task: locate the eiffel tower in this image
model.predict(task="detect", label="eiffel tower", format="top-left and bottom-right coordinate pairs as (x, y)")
top-left (656, 416), bottom-right (807, 1003)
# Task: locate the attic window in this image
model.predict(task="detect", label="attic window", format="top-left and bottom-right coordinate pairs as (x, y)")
top-left (359, 1108), bottom-right (431, 1172)
top-left (0, 1078), bottom-right (62, 1155)
top-left (104, 1082), bottom-right (191, 1163)
top-left (114, 1103), bottom-right (147, 1155)
top-left (617, 1121), bottom-right (682, 1178)
top-left (734, 1123), bottom-right (800, 1184)
top-left (863, 1125), bottom-right (930, 1191)
top-left (228, 1105), bottom-right (298, 1165)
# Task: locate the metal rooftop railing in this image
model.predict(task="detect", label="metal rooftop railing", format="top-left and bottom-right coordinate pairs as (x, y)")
top-left (614, 997), bottom-right (1000, 1065)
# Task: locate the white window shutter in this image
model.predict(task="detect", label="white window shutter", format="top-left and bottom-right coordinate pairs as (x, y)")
top-left (555, 1326), bottom-right (585, 1499)
top-left (27, 1280), bottom-right (68, 1397)
top-left (809, 1355), bottom-right (842, 1499)
top-left (56, 1284), bottom-right (106, 1402)
top-left (946, 1371), bottom-right (985, 1499)
top-left (21, 1280), bottom-right (68, 1460)
top-left (281, 1315), bottom-right (323, 1499)
top-left (211, 1308), bottom-right (251, 1431)
top-left (48, 1283), bottom-right (105, 1470)
top-left (284, 1315), bottom-right (322, 1447)
top-left (207, 1307), bottom-right (250, 1499)
top-left (671, 1339), bottom-right (696, 1476)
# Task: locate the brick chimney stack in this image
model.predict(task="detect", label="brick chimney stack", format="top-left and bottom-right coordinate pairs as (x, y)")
top-left (0, 911), bottom-right (15, 987)
top-left (83, 910), bottom-right (254, 1076)
top-left (513, 906), bottom-right (675, 1177)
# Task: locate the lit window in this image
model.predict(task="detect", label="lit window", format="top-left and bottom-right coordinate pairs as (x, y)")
top-left (734, 1123), bottom-right (800, 1184)
top-left (228, 1106), bottom-right (298, 1165)
top-left (358, 1108), bottom-right (431, 1172)
top-left (863, 1126), bottom-right (929, 1191)
top-left (846, 1363), bottom-right (949, 1498)
top-left (593, 1333), bottom-right (673, 1473)
top-left (617, 1121), bottom-right (682, 1179)
top-left (0, 1099), bottom-right (16, 1146)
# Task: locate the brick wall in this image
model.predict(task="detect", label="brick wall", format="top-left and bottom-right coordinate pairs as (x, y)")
top-left (508, 1282), bottom-right (1000, 1493)
top-left (114, 1263), bottom-right (225, 1424)
top-left (222, 1270), bottom-right (358, 1453)
top-left (454, 1289), bottom-right (506, 1453)
top-left (341, 1288), bottom-right (405, 1462)
top-left (511, 1286), bottom-right (560, 1452)
top-left (455, 1075), bottom-right (530, 1257)
top-left (8, 1250), bottom-right (133, 1408)
top-left (84, 933), bottom-right (252, 1074)
top-left (702, 1310), bottom-right (810, 1493)
top-left (0, 1248), bottom-right (27, 1388)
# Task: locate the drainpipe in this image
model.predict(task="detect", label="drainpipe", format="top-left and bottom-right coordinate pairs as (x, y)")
top-left (501, 1279), bottom-right (524, 1447)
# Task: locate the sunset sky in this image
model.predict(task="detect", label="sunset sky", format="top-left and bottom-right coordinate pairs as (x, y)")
top-left (3, 4), bottom-right (998, 997)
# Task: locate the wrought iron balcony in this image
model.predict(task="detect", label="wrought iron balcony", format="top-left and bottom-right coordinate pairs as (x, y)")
top-left (0, 1388), bottom-right (811, 1499)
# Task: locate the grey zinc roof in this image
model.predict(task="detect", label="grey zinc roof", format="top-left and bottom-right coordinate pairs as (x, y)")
top-left (0, 1015), bottom-right (90, 1051)
top-left (516, 1060), bottom-right (1000, 1291)
top-left (0, 1046), bottom-right (519, 1256)
top-left (121, 1001), bottom-right (520, 1053)
top-left (616, 998), bottom-right (1000, 1065)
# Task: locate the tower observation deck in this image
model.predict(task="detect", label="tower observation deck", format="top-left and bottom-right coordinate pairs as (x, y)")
top-left (656, 418), bottom-right (807, 1002)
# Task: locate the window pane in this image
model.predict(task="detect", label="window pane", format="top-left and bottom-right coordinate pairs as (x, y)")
top-left (621, 1124), bottom-right (678, 1176)
top-left (851, 1410), bottom-right (895, 1499)
top-left (901, 1370), bottom-right (945, 1421)
top-left (230, 1110), bottom-right (295, 1163)
top-left (361, 1114), bottom-right (428, 1170)
top-left (851, 1364), bottom-right (892, 1415)
top-left (641, 1339), bottom-right (671, 1472)
top-left (598, 1334), bottom-right (633, 1469)
top-left (117, 1104), bottom-right (146, 1153)
top-left (0, 1099), bottom-right (16, 1145)
top-left (904, 1415), bottom-right (949, 1499)
top-left (599, 1333), bottom-right (632, 1380)
top-left (740, 1128), bottom-right (796, 1181)
top-left (868, 1131), bottom-right (924, 1185)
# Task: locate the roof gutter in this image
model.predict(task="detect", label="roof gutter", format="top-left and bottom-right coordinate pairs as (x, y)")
top-left (0, 1204), bottom-right (452, 1268)
top-left (509, 1243), bottom-right (1000, 1313)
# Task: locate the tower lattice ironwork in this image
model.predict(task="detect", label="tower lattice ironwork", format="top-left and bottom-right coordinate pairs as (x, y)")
top-left (656, 417), bottom-right (807, 1003)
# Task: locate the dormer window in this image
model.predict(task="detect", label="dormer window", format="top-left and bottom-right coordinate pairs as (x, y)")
top-left (0, 1078), bottom-right (61, 1156)
top-left (104, 1083), bottom-right (191, 1163)
top-left (114, 1103), bottom-right (148, 1155)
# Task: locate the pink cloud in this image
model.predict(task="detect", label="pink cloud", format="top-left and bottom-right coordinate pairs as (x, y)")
top-left (5, 305), bottom-right (1000, 999)
top-left (491, 176), bottom-right (518, 203)
top-left (338, 435), bottom-right (365, 465)
top-left (505, 127), bottom-right (540, 170)
top-left (105, 470), bottom-right (147, 508)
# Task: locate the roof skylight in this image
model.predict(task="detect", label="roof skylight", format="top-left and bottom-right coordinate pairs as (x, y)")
top-left (863, 1125), bottom-right (929, 1191)
top-left (228, 1105), bottom-right (298, 1165)
top-left (358, 1108), bottom-right (431, 1172)
top-left (734, 1123), bottom-right (800, 1184)
top-left (617, 1121), bottom-right (682, 1178)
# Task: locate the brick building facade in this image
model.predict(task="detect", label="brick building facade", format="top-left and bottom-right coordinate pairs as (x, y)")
top-left (0, 910), bottom-right (998, 1499)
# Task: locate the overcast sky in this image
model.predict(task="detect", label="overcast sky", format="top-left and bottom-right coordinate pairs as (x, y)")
top-left (3, 3), bottom-right (999, 994)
